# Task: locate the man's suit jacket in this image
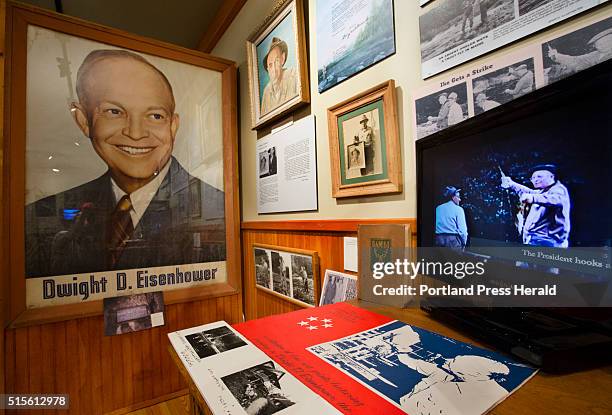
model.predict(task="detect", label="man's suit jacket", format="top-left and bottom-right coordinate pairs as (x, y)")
top-left (25, 158), bottom-right (225, 278)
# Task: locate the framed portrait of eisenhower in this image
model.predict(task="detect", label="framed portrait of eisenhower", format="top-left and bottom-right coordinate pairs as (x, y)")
top-left (4, 4), bottom-right (241, 325)
top-left (246, 0), bottom-right (310, 129)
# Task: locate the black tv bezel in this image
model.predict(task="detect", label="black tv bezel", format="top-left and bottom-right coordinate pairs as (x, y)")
top-left (414, 59), bottom-right (612, 370)
top-left (416, 58), bottom-right (612, 250)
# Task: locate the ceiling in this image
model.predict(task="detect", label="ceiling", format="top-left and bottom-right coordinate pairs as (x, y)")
top-left (18, 0), bottom-right (226, 49)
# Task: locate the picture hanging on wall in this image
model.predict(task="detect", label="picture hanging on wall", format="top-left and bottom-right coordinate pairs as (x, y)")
top-left (316, 0), bottom-right (396, 93)
top-left (327, 80), bottom-right (402, 198)
top-left (4, 4), bottom-right (241, 325)
top-left (253, 244), bottom-right (319, 308)
top-left (246, 0), bottom-right (310, 129)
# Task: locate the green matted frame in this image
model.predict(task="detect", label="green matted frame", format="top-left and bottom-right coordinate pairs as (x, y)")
top-left (327, 80), bottom-right (402, 198)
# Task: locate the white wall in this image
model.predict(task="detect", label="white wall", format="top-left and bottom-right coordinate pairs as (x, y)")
top-left (212, 0), bottom-right (612, 222)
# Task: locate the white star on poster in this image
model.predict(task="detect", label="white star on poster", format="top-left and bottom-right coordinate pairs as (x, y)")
top-left (308, 317), bottom-right (318, 321)
top-left (308, 325), bottom-right (318, 330)
top-left (321, 318), bottom-right (332, 323)
top-left (323, 323), bottom-right (333, 328)
top-left (297, 321), bottom-right (309, 326)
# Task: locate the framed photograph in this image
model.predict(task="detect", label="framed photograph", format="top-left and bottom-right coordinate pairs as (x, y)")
top-left (316, 0), bottom-right (396, 93)
top-left (327, 80), bottom-right (402, 198)
top-left (4, 4), bottom-right (241, 326)
top-left (319, 270), bottom-right (358, 306)
top-left (252, 244), bottom-right (319, 308)
top-left (246, 0), bottom-right (310, 129)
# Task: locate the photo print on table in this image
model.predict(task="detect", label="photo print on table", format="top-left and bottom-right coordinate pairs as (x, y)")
top-left (185, 326), bottom-right (247, 359)
top-left (308, 320), bottom-right (536, 415)
top-left (221, 361), bottom-right (296, 415)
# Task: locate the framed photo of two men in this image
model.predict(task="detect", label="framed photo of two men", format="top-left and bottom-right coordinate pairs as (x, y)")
top-left (246, 0), bottom-right (310, 130)
top-left (327, 80), bottom-right (402, 198)
top-left (3, 4), bottom-right (241, 326)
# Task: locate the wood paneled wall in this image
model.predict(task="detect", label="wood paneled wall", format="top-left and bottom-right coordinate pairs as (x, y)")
top-left (241, 219), bottom-right (415, 321)
top-left (0, 0), bottom-right (6, 402)
top-left (3, 294), bottom-right (242, 415)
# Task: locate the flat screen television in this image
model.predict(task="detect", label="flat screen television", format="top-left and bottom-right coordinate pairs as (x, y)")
top-left (416, 59), bottom-right (612, 372)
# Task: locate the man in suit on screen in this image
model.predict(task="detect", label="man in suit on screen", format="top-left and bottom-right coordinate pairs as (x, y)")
top-left (25, 49), bottom-right (225, 277)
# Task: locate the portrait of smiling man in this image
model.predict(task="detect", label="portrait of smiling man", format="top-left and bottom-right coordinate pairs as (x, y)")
top-left (25, 49), bottom-right (226, 278)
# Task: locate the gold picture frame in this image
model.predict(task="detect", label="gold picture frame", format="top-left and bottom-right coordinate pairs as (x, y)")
top-left (246, 0), bottom-right (310, 130)
top-left (327, 80), bottom-right (402, 198)
top-left (252, 243), bottom-right (319, 308)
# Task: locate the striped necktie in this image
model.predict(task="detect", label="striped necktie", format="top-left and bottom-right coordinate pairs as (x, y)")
top-left (108, 195), bottom-right (134, 267)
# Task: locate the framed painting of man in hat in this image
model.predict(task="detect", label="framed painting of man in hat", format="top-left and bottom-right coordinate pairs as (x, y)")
top-left (327, 80), bottom-right (402, 198)
top-left (246, 0), bottom-right (310, 129)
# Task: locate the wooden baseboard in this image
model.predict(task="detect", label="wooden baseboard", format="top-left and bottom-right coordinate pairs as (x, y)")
top-left (241, 218), bottom-right (416, 233)
top-left (105, 389), bottom-right (189, 415)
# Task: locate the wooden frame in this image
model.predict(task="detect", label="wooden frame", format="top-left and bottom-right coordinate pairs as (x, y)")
top-left (252, 243), bottom-right (319, 308)
top-left (327, 80), bottom-right (402, 198)
top-left (3, 3), bottom-right (241, 327)
top-left (246, 0), bottom-right (310, 130)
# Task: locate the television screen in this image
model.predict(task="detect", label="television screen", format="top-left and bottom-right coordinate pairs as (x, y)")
top-left (417, 60), bottom-right (612, 307)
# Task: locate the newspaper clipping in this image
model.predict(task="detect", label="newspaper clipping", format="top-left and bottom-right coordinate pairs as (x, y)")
top-left (419, 0), bottom-right (608, 78)
top-left (414, 13), bottom-right (612, 139)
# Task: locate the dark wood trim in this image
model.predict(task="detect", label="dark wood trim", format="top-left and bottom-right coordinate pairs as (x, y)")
top-left (197, 0), bottom-right (247, 53)
top-left (241, 218), bottom-right (416, 233)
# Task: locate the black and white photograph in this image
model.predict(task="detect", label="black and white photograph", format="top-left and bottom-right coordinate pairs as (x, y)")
top-left (320, 270), bottom-right (358, 306)
top-left (472, 58), bottom-right (535, 115)
top-left (308, 321), bottom-right (536, 415)
top-left (185, 326), bottom-right (247, 359)
top-left (254, 248), bottom-right (272, 289)
top-left (103, 292), bottom-right (164, 336)
top-left (259, 149), bottom-right (270, 178)
top-left (419, 0), bottom-right (515, 61)
top-left (346, 142), bottom-right (366, 180)
top-left (542, 17), bottom-right (612, 86)
top-left (414, 83), bottom-right (468, 139)
top-left (259, 147), bottom-right (278, 179)
top-left (290, 254), bottom-right (314, 306)
top-left (518, 0), bottom-right (552, 16)
top-left (221, 361), bottom-right (296, 415)
top-left (272, 251), bottom-right (291, 296)
top-left (341, 111), bottom-right (384, 180)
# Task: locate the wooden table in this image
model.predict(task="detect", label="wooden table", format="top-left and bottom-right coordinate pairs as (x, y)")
top-left (169, 301), bottom-right (612, 415)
